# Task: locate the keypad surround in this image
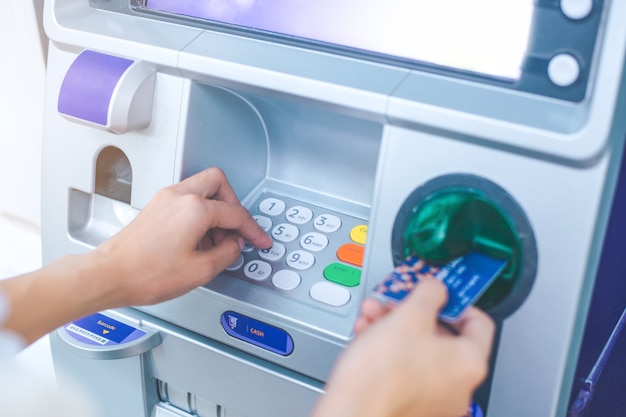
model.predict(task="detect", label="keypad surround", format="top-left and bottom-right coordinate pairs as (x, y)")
top-left (224, 192), bottom-right (368, 310)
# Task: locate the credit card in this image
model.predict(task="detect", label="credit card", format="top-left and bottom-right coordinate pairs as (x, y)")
top-left (371, 252), bottom-right (507, 322)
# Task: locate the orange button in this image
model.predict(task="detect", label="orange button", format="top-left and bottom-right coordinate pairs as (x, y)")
top-left (337, 243), bottom-right (365, 267)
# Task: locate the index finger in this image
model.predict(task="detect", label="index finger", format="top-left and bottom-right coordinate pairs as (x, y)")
top-left (198, 199), bottom-right (272, 249)
top-left (175, 168), bottom-right (240, 204)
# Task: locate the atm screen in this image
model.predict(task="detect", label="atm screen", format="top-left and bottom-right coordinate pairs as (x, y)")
top-left (142, 0), bottom-right (534, 80)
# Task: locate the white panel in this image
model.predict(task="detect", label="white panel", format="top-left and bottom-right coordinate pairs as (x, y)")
top-left (0, 1), bottom-right (47, 226)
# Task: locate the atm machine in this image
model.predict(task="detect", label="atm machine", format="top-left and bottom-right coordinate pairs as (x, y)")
top-left (41, 0), bottom-right (626, 416)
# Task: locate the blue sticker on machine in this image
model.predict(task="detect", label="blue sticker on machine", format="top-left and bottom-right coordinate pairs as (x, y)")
top-left (65, 312), bottom-right (145, 346)
top-left (372, 252), bottom-right (506, 322)
top-left (466, 401), bottom-right (484, 417)
top-left (221, 311), bottom-right (294, 356)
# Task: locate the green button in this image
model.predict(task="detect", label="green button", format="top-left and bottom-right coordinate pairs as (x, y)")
top-left (323, 263), bottom-right (361, 287)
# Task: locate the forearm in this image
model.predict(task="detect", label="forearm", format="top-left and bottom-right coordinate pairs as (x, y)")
top-left (0, 251), bottom-right (118, 345)
top-left (0, 169), bottom-right (272, 347)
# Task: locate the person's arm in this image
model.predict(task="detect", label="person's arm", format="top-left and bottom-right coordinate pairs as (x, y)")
top-left (313, 279), bottom-right (494, 417)
top-left (0, 167), bottom-right (272, 345)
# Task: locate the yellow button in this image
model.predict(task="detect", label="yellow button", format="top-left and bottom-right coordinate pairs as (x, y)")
top-left (350, 224), bottom-right (368, 245)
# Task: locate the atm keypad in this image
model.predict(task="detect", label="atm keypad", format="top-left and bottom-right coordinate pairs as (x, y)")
top-left (225, 192), bottom-right (367, 309)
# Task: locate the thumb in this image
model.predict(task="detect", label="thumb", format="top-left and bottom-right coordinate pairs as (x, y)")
top-left (395, 278), bottom-right (448, 328)
top-left (195, 234), bottom-right (244, 281)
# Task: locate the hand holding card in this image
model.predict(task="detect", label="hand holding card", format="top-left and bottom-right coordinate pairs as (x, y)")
top-left (371, 252), bottom-right (507, 322)
top-left (323, 257), bottom-right (496, 417)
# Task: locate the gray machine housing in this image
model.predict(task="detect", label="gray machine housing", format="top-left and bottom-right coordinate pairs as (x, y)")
top-left (42, 0), bottom-right (626, 416)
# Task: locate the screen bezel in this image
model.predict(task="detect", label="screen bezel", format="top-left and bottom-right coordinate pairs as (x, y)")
top-left (96, 0), bottom-right (605, 102)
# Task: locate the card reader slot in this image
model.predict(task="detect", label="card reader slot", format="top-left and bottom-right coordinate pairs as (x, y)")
top-left (392, 174), bottom-right (537, 319)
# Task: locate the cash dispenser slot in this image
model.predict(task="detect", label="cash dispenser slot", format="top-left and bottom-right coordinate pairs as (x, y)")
top-left (392, 174), bottom-right (537, 318)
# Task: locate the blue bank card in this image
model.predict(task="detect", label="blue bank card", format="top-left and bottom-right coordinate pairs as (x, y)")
top-left (372, 252), bottom-right (506, 322)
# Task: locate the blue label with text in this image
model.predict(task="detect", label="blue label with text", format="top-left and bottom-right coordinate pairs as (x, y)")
top-left (67, 313), bottom-right (142, 345)
top-left (221, 311), bottom-right (294, 356)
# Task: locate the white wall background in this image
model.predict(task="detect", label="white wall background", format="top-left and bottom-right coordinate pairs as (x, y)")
top-left (0, 0), bottom-right (53, 388)
top-left (0, 0), bottom-right (47, 227)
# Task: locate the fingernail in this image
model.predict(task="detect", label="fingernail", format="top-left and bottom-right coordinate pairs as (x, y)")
top-left (237, 236), bottom-right (245, 251)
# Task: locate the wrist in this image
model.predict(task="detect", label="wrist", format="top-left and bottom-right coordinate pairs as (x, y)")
top-left (74, 247), bottom-right (127, 311)
top-left (0, 251), bottom-right (118, 345)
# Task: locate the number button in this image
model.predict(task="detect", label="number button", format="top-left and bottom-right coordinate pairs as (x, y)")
top-left (314, 214), bottom-right (342, 233)
top-left (242, 241), bottom-right (255, 252)
top-left (244, 260), bottom-right (272, 281)
top-left (300, 232), bottom-right (329, 252)
top-left (258, 242), bottom-right (286, 261)
top-left (286, 250), bottom-right (315, 270)
top-left (286, 205), bottom-right (313, 224)
top-left (226, 254), bottom-right (244, 271)
top-left (272, 223), bottom-right (299, 243)
top-left (253, 215), bottom-right (272, 232)
top-left (259, 198), bottom-right (286, 216)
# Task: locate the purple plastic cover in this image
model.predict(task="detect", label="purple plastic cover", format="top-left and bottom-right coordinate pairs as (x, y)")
top-left (58, 50), bottom-right (134, 125)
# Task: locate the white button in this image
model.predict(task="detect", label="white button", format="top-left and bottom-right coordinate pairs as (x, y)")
top-left (259, 198), bottom-right (286, 216)
top-left (258, 242), bottom-right (286, 261)
top-left (243, 260), bottom-right (272, 281)
top-left (314, 214), bottom-right (342, 233)
top-left (285, 205), bottom-right (313, 224)
top-left (226, 254), bottom-right (244, 271)
top-left (300, 232), bottom-right (329, 252)
top-left (310, 282), bottom-right (351, 307)
top-left (548, 54), bottom-right (580, 87)
top-left (561, 0), bottom-right (593, 20)
top-left (253, 215), bottom-right (272, 232)
top-left (242, 241), bottom-right (255, 252)
top-left (272, 270), bottom-right (302, 290)
top-left (272, 223), bottom-right (299, 242)
top-left (286, 250), bottom-right (315, 270)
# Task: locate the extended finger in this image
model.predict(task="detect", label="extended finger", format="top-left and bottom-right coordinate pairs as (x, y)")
top-left (197, 199), bottom-right (272, 249)
top-left (175, 168), bottom-right (240, 204)
top-left (360, 297), bottom-right (389, 323)
top-left (353, 298), bottom-right (390, 335)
